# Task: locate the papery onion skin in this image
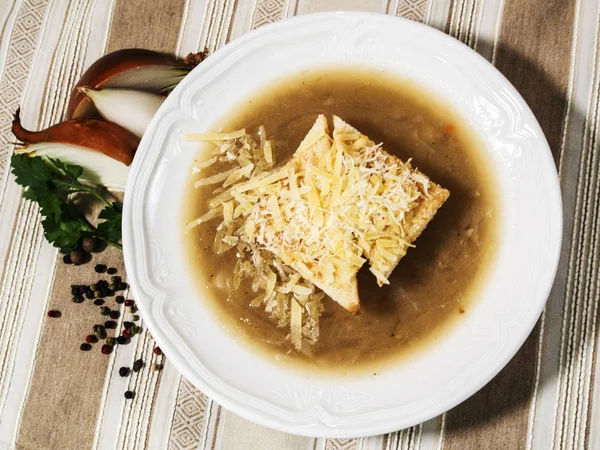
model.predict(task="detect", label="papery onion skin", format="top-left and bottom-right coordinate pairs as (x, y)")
top-left (12, 108), bottom-right (138, 166)
top-left (67, 48), bottom-right (207, 119)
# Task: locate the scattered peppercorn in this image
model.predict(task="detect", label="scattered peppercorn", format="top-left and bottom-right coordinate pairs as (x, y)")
top-left (85, 335), bottom-right (98, 344)
top-left (105, 337), bottom-right (116, 346)
top-left (101, 344), bottom-right (112, 355)
top-left (111, 276), bottom-right (122, 283)
top-left (93, 324), bottom-right (105, 333)
top-left (81, 237), bottom-right (97, 253)
top-left (151, 363), bottom-right (163, 372)
top-left (124, 299), bottom-right (134, 307)
top-left (153, 347), bottom-right (162, 356)
top-left (100, 307), bottom-right (111, 316)
top-left (63, 254), bottom-right (72, 264)
top-left (117, 282), bottom-right (128, 291)
top-left (85, 290), bottom-right (94, 299)
top-left (124, 390), bottom-right (134, 399)
top-left (47, 310), bottom-right (61, 318)
top-left (121, 329), bottom-right (132, 339)
top-left (131, 325), bottom-right (141, 335)
top-left (123, 321), bottom-right (133, 330)
top-left (94, 299), bottom-right (105, 306)
top-left (107, 267), bottom-right (118, 275)
top-left (80, 343), bottom-right (92, 351)
top-left (104, 320), bottom-right (117, 329)
top-left (95, 329), bottom-right (107, 340)
top-left (115, 295), bottom-right (125, 304)
top-left (109, 310), bottom-right (120, 320)
top-left (119, 367), bottom-right (130, 377)
top-left (72, 296), bottom-right (84, 304)
top-left (94, 264), bottom-right (107, 273)
top-left (117, 336), bottom-right (128, 345)
top-left (132, 359), bottom-right (143, 372)
top-left (130, 314), bottom-right (140, 322)
top-left (108, 282), bottom-right (116, 290)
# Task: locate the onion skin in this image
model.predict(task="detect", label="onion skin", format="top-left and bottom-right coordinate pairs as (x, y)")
top-left (12, 108), bottom-right (138, 166)
top-left (67, 48), bottom-right (207, 119)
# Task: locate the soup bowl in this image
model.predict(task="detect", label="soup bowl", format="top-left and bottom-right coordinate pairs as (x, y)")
top-left (123, 11), bottom-right (562, 437)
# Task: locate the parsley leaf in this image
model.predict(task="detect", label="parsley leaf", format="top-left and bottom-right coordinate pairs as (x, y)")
top-left (10, 154), bottom-right (123, 253)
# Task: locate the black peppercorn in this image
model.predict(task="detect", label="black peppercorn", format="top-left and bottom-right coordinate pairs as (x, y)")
top-left (93, 324), bottom-right (105, 333)
top-left (71, 286), bottom-right (80, 296)
top-left (72, 296), bottom-right (84, 304)
top-left (105, 337), bottom-right (116, 346)
top-left (109, 310), bottom-right (120, 320)
top-left (124, 390), bottom-right (134, 399)
top-left (70, 250), bottom-right (86, 266)
top-left (94, 264), bottom-right (107, 273)
top-left (119, 367), bottom-right (130, 377)
top-left (116, 296), bottom-right (125, 304)
top-left (117, 336), bottom-right (127, 345)
top-left (122, 321), bottom-right (134, 329)
top-left (85, 290), bottom-right (94, 300)
top-left (107, 267), bottom-right (118, 275)
top-left (132, 359), bottom-right (143, 372)
top-left (104, 320), bottom-right (117, 329)
top-left (63, 254), bottom-right (72, 264)
top-left (100, 307), bottom-right (111, 316)
top-left (80, 343), bottom-right (91, 351)
top-left (81, 237), bottom-right (97, 253)
top-left (94, 299), bottom-right (105, 306)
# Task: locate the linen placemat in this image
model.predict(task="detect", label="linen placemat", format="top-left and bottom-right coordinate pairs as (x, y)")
top-left (0, 0), bottom-right (598, 449)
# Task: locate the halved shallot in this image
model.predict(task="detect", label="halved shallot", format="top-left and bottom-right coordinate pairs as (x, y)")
top-left (67, 49), bottom-right (207, 119)
top-left (12, 108), bottom-right (138, 165)
top-left (12, 108), bottom-right (139, 190)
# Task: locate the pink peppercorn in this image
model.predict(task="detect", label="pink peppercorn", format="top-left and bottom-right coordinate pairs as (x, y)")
top-left (101, 344), bottom-right (113, 355)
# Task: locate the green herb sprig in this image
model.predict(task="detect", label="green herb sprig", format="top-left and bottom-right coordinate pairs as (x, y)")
top-left (10, 154), bottom-right (123, 252)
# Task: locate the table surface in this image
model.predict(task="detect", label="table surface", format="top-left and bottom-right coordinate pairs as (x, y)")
top-left (0, 0), bottom-right (599, 449)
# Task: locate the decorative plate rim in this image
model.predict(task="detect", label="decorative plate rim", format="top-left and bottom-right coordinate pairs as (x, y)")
top-left (123, 11), bottom-right (562, 437)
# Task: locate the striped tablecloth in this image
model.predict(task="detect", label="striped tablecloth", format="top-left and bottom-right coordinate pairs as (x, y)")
top-left (0, 0), bottom-right (598, 449)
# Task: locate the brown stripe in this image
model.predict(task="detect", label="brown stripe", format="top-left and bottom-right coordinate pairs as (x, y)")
top-left (493, 0), bottom-right (576, 164)
top-left (17, 220), bottom-right (126, 449)
top-left (106, 0), bottom-right (187, 53)
top-left (443, 329), bottom-right (539, 449)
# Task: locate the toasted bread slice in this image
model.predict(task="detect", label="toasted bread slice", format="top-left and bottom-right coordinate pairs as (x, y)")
top-left (332, 115), bottom-right (450, 283)
top-left (276, 115), bottom-right (361, 313)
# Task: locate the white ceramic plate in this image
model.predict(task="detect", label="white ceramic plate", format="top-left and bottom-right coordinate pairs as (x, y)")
top-left (123, 12), bottom-right (562, 437)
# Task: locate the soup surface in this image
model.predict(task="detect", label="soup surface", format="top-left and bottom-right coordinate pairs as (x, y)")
top-left (184, 67), bottom-right (498, 371)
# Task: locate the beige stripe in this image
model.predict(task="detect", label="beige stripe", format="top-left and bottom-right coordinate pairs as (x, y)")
top-left (560, 11), bottom-right (600, 448)
top-left (554, 7), bottom-right (600, 448)
top-left (106, 0), bottom-right (186, 53)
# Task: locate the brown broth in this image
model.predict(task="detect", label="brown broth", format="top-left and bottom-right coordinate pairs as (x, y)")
top-left (183, 67), bottom-right (498, 373)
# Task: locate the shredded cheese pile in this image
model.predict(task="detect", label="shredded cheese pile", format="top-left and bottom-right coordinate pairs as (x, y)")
top-left (185, 116), bottom-right (432, 350)
top-left (185, 127), bottom-right (323, 351)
